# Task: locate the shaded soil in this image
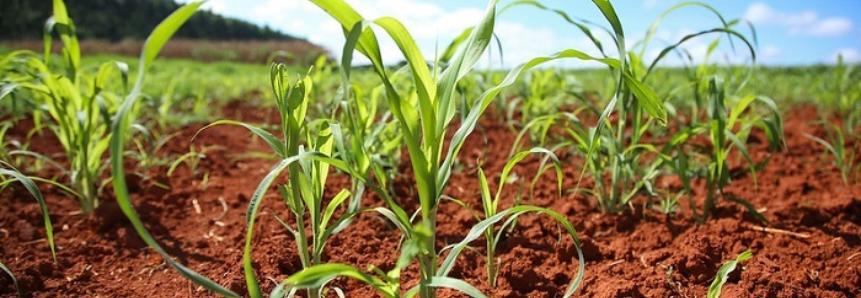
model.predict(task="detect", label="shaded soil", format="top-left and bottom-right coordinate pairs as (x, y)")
top-left (1, 104), bottom-right (860, 298)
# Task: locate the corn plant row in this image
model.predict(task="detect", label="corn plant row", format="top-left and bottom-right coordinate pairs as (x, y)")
top-left (262, 0), bottom-right (670, 297)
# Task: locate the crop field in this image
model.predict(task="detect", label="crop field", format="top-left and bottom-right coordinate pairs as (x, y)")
top-left (1, 0), bottom-right (859, 297)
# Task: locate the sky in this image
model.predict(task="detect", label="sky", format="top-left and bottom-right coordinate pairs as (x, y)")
top-left (181, 0), bottom-right (861, 68)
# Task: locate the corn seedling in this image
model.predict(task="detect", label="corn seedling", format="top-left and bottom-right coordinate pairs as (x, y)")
top-left (0, 162), bottom-right (57, 297)
top-left (333, 77), bottom-right (402, 215)
top-left (166, 144), bottom-right (223, 177)
top-left (265, 1), bottom-right (507, 295)
top-left (707, 249), bottom-right (753, 298)
top-left (475, 148), bottom-right (574, 288)
top-left (0, 61), bottom-right (44, 121)
top-left (125, 127), bottom-right (176, 188)
top-left (516, 69), bottom-right (568, 124)
top-left (0, 0), bottom-right (132, 214)
top-left (198, 64), bottom-right (365, 298)
top-left (669, 77), bottom-right (783, 223)
top-left (0, 162), bottom-right (56, 259)
top-left (817, 55), bottom-right (860, 134)
top-left (0, 261), bottom-right (19, 296)
top-left (804, 122), bottom-right (859, 185)
top-left (651, 189), bottom-right (682, 215)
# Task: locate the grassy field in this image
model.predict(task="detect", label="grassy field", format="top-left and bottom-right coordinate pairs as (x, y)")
top-left (1, 0), bottom-right (859, 298)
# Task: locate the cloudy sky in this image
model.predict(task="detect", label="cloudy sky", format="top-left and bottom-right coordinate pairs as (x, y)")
top-left (183, 0), bottom-right (860, 68)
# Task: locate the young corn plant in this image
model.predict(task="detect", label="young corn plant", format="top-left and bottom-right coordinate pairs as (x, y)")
top-left (707, 250), bottom-right (753, 298)
top-left (817, 55), bottom-right (860, 134)
top-left (516, 69), bottom-right (568, 125)
top-left (0, 0), bottom-right (131, 214)
top-left (500, 1), bottom-right (666, 213)
top-left (804, 122), bottom-right (859, 185)
top-left (0, 261), bottom-right (18, 297)
top-left (276, 0), bottom-right (663, 297)
top-left (332, 74), bottom-right (402, 216)
top-left (475, 148), bottom-right (574, 288)
top-left (1, 53), bottom-right (49, 122)
top-left (125, 127), bottom-right (176, 188)
top-left (200, 64), bottom-right (364, 298)
top-left (0, 162), bottom-right (56, 297)
top-left (669, 77), bottom-right (783, 224)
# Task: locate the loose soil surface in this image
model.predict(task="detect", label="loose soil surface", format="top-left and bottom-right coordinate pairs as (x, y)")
top-left (1, 103), bottom-right (859, 298)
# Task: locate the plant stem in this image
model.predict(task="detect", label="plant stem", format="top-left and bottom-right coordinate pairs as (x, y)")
top-left (418, 216), bottom-right (437, 298)
top-left (486, 237), bottom-right (496, 287)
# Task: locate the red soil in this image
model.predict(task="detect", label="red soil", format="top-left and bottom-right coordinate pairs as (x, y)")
top-left (1, 104), bottom-right (859, 298)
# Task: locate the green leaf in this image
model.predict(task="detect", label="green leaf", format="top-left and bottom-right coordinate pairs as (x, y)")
top-left (501, 0), bottom-right (610, 57)
top-left (405, 276), bottom-right (489, 298)
top-left (274, 263), bottom-right (395, 298)
top-left (0, 83), bottom-right (20, 101)
top-left (0, 261), bottom-right (19, 296)
top-left (436, 0), bottom-right (498, 133)
top-left (109, 2), bottom-right (239, 297)
top-left (439, 206), bottom-right (584, 297)
top-left (139, 2), bottom-right (202, 76)
top-left (0, 164), bottom-right (55, 261)
top-left (439, 27), bottom-right (473, 64)
top-left (244, 155), bottom-right (310, 298)
top-left (196, 120), bottom-right (286, 157)
top-left (499, 148), bottom-right (562, 200)
top-left (50, 0), bottom-right (80, 77)
top-left (708, 250), bottom-right (753, 298)
top-left (623, 72), bottom-right (666, 125)
top-left (726, 131), bottom-right (757, 185)
top-left (242, 151), bottom-right (369, 297)
top-left (439, 48), bottom-right (622, 192)
top-left (478, 168), bottom-right (493, 216)
top-left (95, 61), bottom-right (129, 95)
top-left (589, 0), bottom-right (625, 70)
top-left (321, 189), bottom-right (352, 232)
top-left (371, 206), bottom-right (413, 236)
top-left (646, 28), bottom-right (755, 77)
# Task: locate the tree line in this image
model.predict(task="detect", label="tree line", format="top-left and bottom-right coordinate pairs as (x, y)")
top-left (1, 0), bottom-right (302, 41)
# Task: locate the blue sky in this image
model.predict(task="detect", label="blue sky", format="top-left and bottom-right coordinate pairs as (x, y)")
top-left (184, 0), bottom-right (861, 67)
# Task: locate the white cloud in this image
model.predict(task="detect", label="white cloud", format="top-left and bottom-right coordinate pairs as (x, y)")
top-left (643, 0), bottom-right (660, 9)
top-left (175, 0), bottom-right (228, 14)
top-left (206, 0), bottom-right (229, 14)
top-left (743, 2), bottom-right (853, 36)
top-left (494, 23), bottom-right (559, 66)
top-left (807, 18), bottom-right (853, 36)
top-left (761, 45), bottom-right (781, 60)
top-left (831, 48), bottom-right (861, 63)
